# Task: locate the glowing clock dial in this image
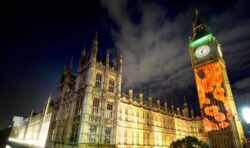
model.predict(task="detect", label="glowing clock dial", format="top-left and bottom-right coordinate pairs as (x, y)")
top-left (195, 45), bottom-right (210, 58)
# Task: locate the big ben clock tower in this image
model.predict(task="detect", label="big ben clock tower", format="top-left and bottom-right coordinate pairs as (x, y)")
top-left (189, 9), bottom-right (245, 147)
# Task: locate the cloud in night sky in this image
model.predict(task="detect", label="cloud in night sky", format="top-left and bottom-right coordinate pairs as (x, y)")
top-left (101, 0), bottom-right (194, 96)
top-left (101, 0), bottom-right (250, 110)
top-left (234, 78), bottom-right (250, 90)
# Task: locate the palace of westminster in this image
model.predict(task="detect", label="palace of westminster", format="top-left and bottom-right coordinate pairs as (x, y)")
top-left (9, 10), bottom-right (247, 148)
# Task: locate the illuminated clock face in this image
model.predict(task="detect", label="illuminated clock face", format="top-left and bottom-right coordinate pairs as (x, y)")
top-left (195, 45), bottom-right (210, 58)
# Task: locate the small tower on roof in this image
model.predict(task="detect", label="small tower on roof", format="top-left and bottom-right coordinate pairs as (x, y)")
top-left (182, 96), bottom-right (189, 117)
top-left (170, 98), bottom-right (175, 114)
top-left (164, 98), bottom-right (168, 113)
top-left (106, 49), bottom-right (110, 68)
top-left (60, 64), bottom-right (67, 84)
top-left (90, 32), bottom-right (98, 63)
top-left (117, 53), bottom-right (122, 74)
top-left (69, 56), bottom-right (74, 72)
top-left (139, 87), bottom-right (143, 103)
top-left (128, 88), bottom-right (133, 102)
top-left (148, 90), bottom-right (153, 105)
top-left (78, 43), bottom-right (87, 70)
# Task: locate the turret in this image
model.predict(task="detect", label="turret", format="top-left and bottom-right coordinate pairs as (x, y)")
top-left (78, 45), bottom-right (87, 71)
top-left (69, 57), bottom-right (73, 73)
top-left (156, 99), bottom-right (160, 107)
top-left (116, 52), bottom-right (123, 97)
top-left (61, 58), bottom-right (74, 94)
top-left (164, 98), bottom-right (168, 113)
top-left (106, 49), bottom-right (110, 68)
top-left (139, 88), bottom-right (143, 105)
top-left (171, 100), bottom-right (175, 114)
top-left (182, 96), bottom-right (189, 117)
top-left (156, 99), bottom-right (160, 111)
top-left (64, 58), bottom-right (73, 83)
top-left (148, 91), bottom-right (153, 106)
top-left (90, 32), bottom-right (98, 64)
top-left (128, 88), bottom-right (133, 102)
top-left (43, 95), bottom-right (51, 113)
top-left (191, 109), bottom-right (194, 119)
top-left (177, 107), bottom-right (181, 115)
top-left (117, 54), bottom-right (122, 74)
top-left (60, 64), bottom-right (67, 84)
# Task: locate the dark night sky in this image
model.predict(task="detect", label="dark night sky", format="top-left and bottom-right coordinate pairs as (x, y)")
top-left (1, 0), bottom-right (250, 136)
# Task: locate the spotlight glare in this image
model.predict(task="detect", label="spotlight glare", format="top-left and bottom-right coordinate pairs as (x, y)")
top-left (242, 107), bottom-right (250, 123)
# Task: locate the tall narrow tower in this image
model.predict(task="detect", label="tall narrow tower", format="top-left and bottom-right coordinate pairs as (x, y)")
top-left (189, 9), bottom-right (245, 147)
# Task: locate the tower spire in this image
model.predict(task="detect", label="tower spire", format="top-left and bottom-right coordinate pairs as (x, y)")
top-left (194, 8), bottom-right (202, 27)
top-left (171, 98), bottom-right (175, 114)
top-left (182, 96), bottom-right (189, 117)
top-left (91, 32), bottom-right (98, 62)
top-left (139, 86), bottom-right (143, 104)
top-left (106, 49), bottom-right (110, 67)
top-left (117, 52), bottom-right (123, 74)
top-left (79, 43), bottom-right (87, 70)
top-left (164, 97), bottom-right (168, 113)
top-left (183, 96), bottom-right (187, 107)
top-left (70, 56), bottom-right (74, 70)
top-left (191, 9), bottom-right (211, 42)
top-left (195, 8), bottom-right (199, 18)
top-left (60, 64), bottom-right (67, 84)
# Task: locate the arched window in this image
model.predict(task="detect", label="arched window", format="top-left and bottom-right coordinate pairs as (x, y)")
top-left (95, 73), bottom-right (102, 88)
top-left (104, 127), bottom-right (111, 144)
top-left (108, 79), bottom-right (115, 92)
top-left (89, 125), bottom-right (96, 143)
top-left (106, 103), bottom-right (113, 118)
top-left (92, 98), bottom-right (99, 116)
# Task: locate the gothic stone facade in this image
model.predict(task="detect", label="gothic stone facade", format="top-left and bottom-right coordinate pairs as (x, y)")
top-left (9, 97), bottom-right (53, 147)
top-left (46, 34), bottom-right (208, 148)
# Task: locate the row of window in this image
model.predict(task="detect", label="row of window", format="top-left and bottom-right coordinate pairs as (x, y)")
top-left (119, 108), bottom-right (194, 125)
top-left (93, 98), bottom-right (113, 118)
top-left (96, 73), bottom-right (115, 92)
top-left (89, 125), bottom-right (111, 144)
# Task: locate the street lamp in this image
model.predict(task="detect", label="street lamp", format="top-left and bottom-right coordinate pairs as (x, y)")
top-left (242, 107), bottom-right (250, 123)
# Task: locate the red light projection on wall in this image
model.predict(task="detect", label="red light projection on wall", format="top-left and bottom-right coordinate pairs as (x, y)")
top-left (194, 62), bottom-right (232, 132)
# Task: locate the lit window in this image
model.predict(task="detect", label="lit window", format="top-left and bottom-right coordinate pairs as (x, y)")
top-left (89, 125), bottom-right (96, 143)
top-left (124, 130), bottom-right (127, 144)
top-left (70, 123), bottom-right (79, 142)
top-left (106, 103), bottom-right (113, 118)
top-left (92, 98), bottom-right (99, 116)
top-left (104, 127), bottom-right (111, 144)
top-left (108, 79), bottom-right (115, 92)
top-left (74, 97), bottom-right (83, 115)
top-left (95, 73), bottom-right (102, 88)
